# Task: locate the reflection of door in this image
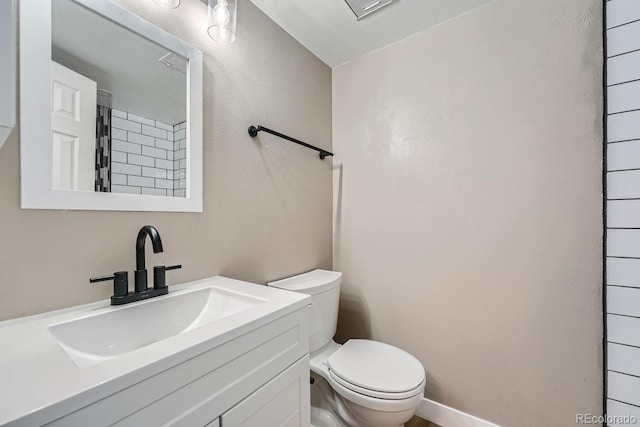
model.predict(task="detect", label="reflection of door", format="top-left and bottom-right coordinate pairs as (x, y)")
top-left (51, 61), bottom-right (96, 191)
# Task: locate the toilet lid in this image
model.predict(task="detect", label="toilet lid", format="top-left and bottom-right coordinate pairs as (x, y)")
top-left (327, 339), bottom-right (425, 393)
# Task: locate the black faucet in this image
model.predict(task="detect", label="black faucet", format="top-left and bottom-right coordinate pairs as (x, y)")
top-left (90, 225), bottom-right (182, 305)
top-left (135, 225), bottom-right (164, 293)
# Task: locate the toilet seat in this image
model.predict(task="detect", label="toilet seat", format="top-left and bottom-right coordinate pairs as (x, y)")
top-left (327, 339), bottom-right (425, 395)
top-left (329, 370), bottom-right (426, 400)
top-left (326, 374), bottom-right (425, 413)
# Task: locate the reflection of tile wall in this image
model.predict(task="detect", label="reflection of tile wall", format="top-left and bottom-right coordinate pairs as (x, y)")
top-left (110, 109), bottom-right (185, 197)
top-left (173, 122), bottom-right (187, 198)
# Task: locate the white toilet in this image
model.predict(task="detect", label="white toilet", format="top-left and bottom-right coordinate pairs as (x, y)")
top-left (268, 269), bottom-right (426, 427)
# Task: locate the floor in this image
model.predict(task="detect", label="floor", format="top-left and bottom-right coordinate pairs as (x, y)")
top-left (405, 416), bottom-right (441, 427)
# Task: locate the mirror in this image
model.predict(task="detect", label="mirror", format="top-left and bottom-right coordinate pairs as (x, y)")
top-left (20, 0), bottom-right (203, 212)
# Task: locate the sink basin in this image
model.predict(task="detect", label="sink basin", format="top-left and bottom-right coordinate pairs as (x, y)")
top-left (48, 287), bottom-right (266, 368)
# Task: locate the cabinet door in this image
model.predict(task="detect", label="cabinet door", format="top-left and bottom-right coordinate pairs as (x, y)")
top-left (221, 356), bottom-right (310, 427)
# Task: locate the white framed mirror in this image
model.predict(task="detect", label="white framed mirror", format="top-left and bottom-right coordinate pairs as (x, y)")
top-left (20, 0), bottom-right (203, 212)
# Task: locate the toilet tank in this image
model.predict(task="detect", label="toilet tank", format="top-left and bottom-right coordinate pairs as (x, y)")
top-left (268, 270), bottom-right (342, 353)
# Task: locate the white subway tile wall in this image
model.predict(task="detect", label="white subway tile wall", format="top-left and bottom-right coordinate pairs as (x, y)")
top-left (606, 0), bottom-right (640, 419)
top-left (110, 110), bottom-right (187, 197)
top-left (173, 121), bottom-right (187, 197)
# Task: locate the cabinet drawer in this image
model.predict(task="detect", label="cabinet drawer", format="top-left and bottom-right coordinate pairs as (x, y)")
top-left (221, 356), bottom-right (310, 427)
top-left (46, 308), bottom-right (308, 427)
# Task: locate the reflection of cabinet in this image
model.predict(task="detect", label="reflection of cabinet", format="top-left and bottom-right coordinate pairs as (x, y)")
top-left (0, 0), bottom-right (16, 147)
top-left (41, 307), bottom-right (310, 427)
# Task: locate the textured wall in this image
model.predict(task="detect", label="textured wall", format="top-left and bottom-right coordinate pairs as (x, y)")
top-left (332, 0), bottom-right (603, 425)
top-left (0, 0), bottom-right (332, 320)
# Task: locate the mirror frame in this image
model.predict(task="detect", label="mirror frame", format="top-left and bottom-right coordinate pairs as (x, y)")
top-left (20, 0), bottom-right (203, 212)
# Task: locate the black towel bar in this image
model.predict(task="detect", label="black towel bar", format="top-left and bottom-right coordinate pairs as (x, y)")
top-left (248, 125), bottom-right (333, 160)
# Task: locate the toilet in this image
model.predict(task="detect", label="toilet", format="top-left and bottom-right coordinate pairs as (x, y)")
top-left (268, 270), bottom-right (425, 427)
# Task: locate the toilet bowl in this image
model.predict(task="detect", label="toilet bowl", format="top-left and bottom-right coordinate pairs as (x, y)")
top-left (268, 270), bottom-right (425, 427)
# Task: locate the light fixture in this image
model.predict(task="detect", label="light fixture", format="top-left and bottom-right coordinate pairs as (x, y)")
top-left (208, 0), bottom-right (236, 44)
top-left (153, 0), bottom-right (180, 8)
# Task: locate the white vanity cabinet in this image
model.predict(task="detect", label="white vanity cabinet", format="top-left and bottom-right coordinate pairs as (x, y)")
top-left (0, 0), bottom-right (16, 147)
top-left (40, 307), bottom-right (310, 427)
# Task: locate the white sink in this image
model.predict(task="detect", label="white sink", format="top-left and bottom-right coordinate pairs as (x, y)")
top-left (0, 276), bottom-right (311, 427)
top-left (49, 286), bottom-right (266, 368)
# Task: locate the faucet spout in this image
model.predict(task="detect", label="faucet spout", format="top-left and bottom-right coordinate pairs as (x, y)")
top-left (136, 225), bottom-right (163, 271)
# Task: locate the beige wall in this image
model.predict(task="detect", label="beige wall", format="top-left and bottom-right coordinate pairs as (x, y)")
top-left (0, 0), bottom-right (332, 320)
top-left (332, 0), bottom-right (603, 426)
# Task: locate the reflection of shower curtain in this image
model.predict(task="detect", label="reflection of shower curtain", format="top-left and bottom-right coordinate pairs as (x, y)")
top-left (96, 105), bottom-right (111, 192)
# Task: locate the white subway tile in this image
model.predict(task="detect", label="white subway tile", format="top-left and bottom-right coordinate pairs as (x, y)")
top-left (607, 257), bottom-right (640, 287)
top-left (155, 138), bottom-right (173, 151)
top-left (111, 184), bottom-right (141, 195)
top-left (608, 229), bottom-right (640, 257)
top-left (178, 139), bottom-right (187, 150)
top-left (608, 110), bottom-right (640, 142)
top-left (155, 178), bottom-right (174, 189)
top-left (608, 50), bottom-right (640, 86)
top-left (174, 129), bottom-right (186, 141)
top-left (142, 187), bottom-right (167, 196)
top-left (608, 200), bottom-right (640, 227)
top-left (127, 154), bottom-right (155, 167)
top-left (111, 128), bottom-right (127, 141)
top-left (173, 160), bottom-right (180, 170)
top-left (127, 132), bottom-right (155, 147)
top-left (127, 113), bottom-right (155, 126)
top-left (112, 139), bottom-right (141, 155)
top-left (142, 146), bottom-right (167, 159)
top-left (142, 124), bottom-right (167, 139)
top-left (112, 117), bottom-right (142, 133)
top-left (180, 159), bottom-right (187, 170)
top-left (112, 109), bottom-right (126, 118)
top-left (176, 169), bottom-right (186, 179)
top-left (608, 0), bottom-right (640, 28)
top-left (155, 121), bottom-right (173, 131)
top-left (609, 80), bottom-right (640, 114)
top-left (608, 140), bottom-right (640, 171)
top-left (607, 399), bottom-right (640, 426)
top-left (608, 170), bottom-right (640, 199)
top-left (609, 342), bottom-right (640, 378)
top-left (179, 178), bottom-right (187, 189)
top-left (174, 189), bottom-right (186, 197)
top-left (178, 122), bottom-right (186, 130)
top-left (608, 314), bottom-right (640, 347)
top-left (111, 173), bottom-right (127, 185)
top-left (128, 175), bottom-right (155, 188)
top-left (167, 150), bottom-right (174, 161)
top-left (156, 158), bottom-right (173, 170)
top-left (112, 162), bottom-right (141, 176)
top-left (608, 286), bottom-right (640, 317)
top-left (175, 149), bottom-right (186, 160)
top-left (608, 20), bottom-right (640, 57)
top-left (141, 166), bottom-right (167, 179)
top-left (608, 371), bottom-right (640, 407)
top-left (174, 179), bottom-right (180, 190)
top-left (167, 170), bottom-right (174, 180)
top-left (111, 150), bottom-right (127, 163)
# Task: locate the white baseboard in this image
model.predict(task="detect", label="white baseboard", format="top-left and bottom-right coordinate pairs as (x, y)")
top-left (416, 397), bottom-right (501, 427)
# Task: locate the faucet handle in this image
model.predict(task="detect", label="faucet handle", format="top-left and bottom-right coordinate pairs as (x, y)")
top-left (90, 271), bottom-right (128, 298)
top-left (153, 265), bottom-right (182, 290)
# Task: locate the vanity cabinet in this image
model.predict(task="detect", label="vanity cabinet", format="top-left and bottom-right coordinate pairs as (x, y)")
top-left (0, 0), bottom-right (16, 147)
top-left (41, 307), bottom-right (310, 427)
top-left (221, 356), bottom-right (310, 426)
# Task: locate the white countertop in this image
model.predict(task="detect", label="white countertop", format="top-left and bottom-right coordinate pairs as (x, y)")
top-left (0, 276), bottom-right (310, 426)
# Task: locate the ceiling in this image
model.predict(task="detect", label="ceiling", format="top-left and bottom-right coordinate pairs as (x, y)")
top-left (249, 0), bottom-right (494, 67)
top-left (52, 0), bottom-right (187, 125)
